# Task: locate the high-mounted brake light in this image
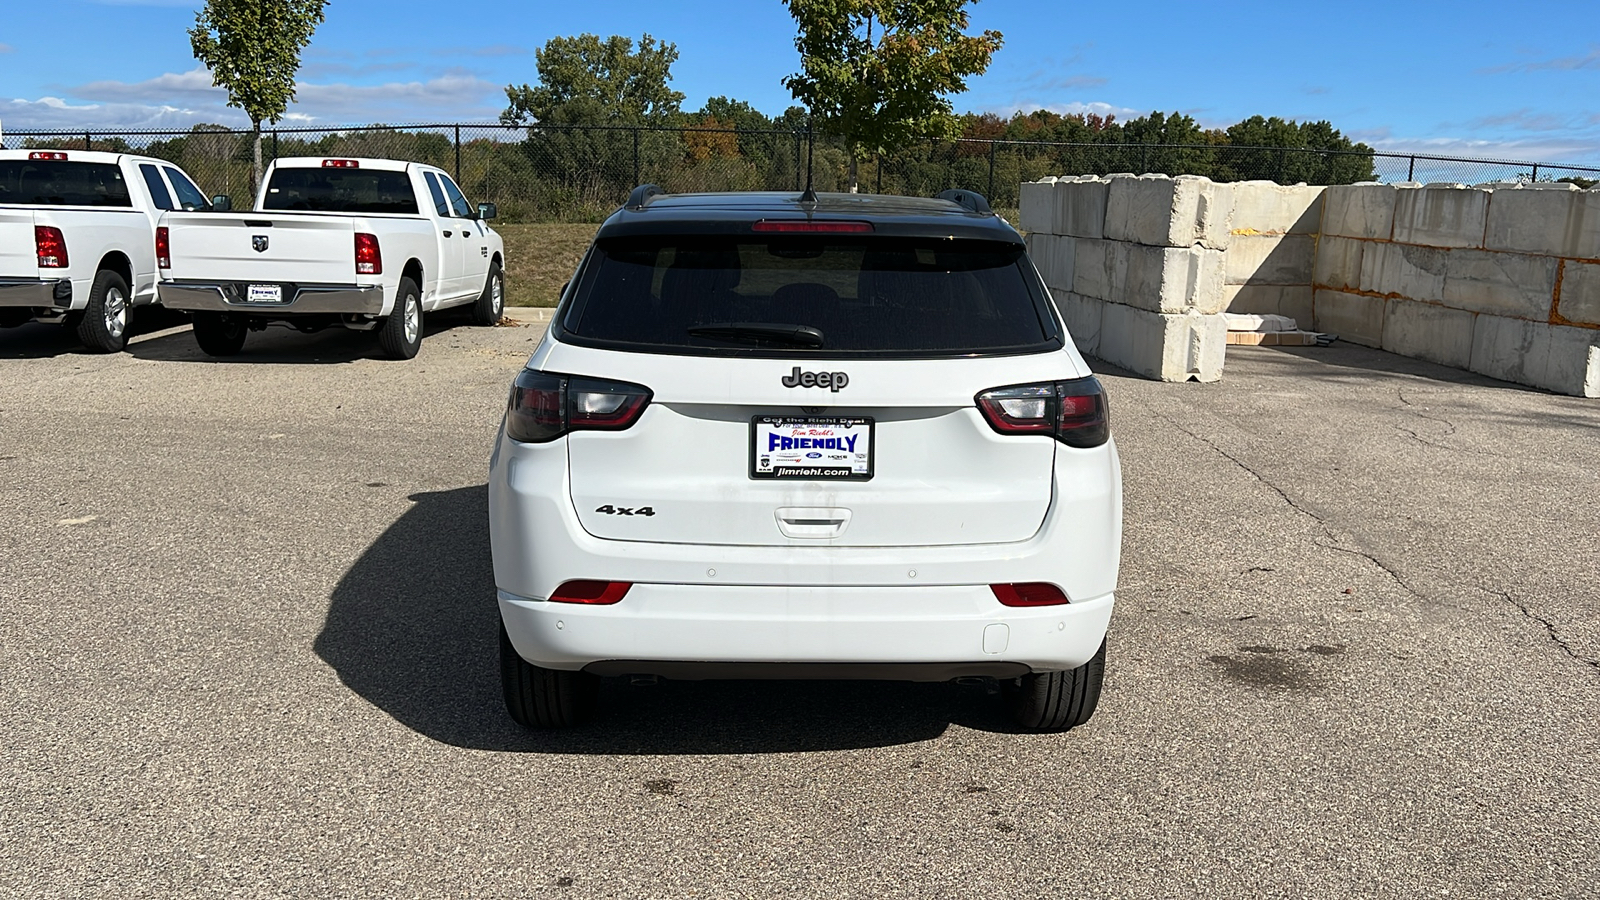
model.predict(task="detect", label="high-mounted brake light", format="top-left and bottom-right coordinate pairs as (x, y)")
top-left (322, 159), bottom-right (359, 168)
top-left (29, 151), bottom-right (68, 161)
top-left (155, 226), bottom-right (170, 269)
top-left (751, 220), bottom-right (874, 233)
top-left (549, 580), bottom-right (631, 605)
top-left (976, 376), bottom-right (1110, 448)
top-left (354, 232), bottom-right (382, 275)
top-left (505, 370), bottom-right (653, 443)
top-left (35, 226), bottom-right (68, 268)
top-left (991, 583), bottom-right (1071, 607)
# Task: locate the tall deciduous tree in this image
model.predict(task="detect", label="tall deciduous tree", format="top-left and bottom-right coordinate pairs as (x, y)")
top-left (190, 0), bottom-right (327, 193)
top-left (782, 0), bottom-right (1001, 192)
top-left (501, 34), bottom-right (684, 127)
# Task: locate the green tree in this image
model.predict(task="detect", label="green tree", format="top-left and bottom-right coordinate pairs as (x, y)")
top-left (189, 0), bottom-right (328, 192)
top-left (1222, 115), bottom-right (1375, 184)
top-left (501, 34), bottom-right (684, 127)
top-left (782, 0), bottom-right (1002, 191)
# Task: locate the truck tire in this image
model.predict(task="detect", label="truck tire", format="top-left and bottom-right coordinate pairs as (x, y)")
top-left (501, 622), bottom-right (598, 728)
top-left (76, 269), bottom-right (131, 353)
top-left (471, 262), bottom-right (504, 326)
top-left (378, 277), bottom-right (422, 360)
top-left (192, 312), bottom-right (247, 357)
top-left (1005, 638), bottom-right (1106, 732)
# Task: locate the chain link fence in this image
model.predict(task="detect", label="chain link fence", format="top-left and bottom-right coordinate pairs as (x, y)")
top-left (6, 123), bottom-right (1598, 222)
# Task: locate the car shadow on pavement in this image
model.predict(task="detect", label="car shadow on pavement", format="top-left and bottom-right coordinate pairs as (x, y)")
top-left (315, 485), bottom-right (1025, 754)
top-left (0, 307), bottom-right (189, 359)
top-left (128, 314), bottom-right (480, 364)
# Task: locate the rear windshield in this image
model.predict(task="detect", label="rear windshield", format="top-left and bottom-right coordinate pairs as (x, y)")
top-left (261, 168), bottom-right (418, 214)
top-left (562, 236), bottom-right (1058, 357)
top-left (0, 161), bottom-right (132, 207)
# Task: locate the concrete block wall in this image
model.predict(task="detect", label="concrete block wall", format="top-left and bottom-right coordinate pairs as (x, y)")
top-left (1021, 173), bottom-right (1600, 398)
top-left (1313, 181), bottom-right (1600, 398)
top-left (1020, 175), bottom-right (1228, 382)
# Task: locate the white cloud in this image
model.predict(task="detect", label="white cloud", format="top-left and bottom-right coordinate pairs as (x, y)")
top-left (992, 100), bottom-right (1145, 121)
top-left (2, 70), bottom-right (504, 131)
top-left (0, 43), bottom-right (14, 53)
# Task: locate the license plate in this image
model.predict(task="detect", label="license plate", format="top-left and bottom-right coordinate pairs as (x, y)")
top-left (247, 283), bottom-right (283, 303)
top-left (751, 416), bottom-right (874, 480)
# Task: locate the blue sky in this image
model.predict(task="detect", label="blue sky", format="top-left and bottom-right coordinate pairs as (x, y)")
top-left (2, 0), bottom-right (1598, 164)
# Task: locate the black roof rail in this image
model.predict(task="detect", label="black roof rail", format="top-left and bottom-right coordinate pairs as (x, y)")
top-left (626, 184), bottom-right (666, 210)
top-left (935, 189), bottom-right (992, 215)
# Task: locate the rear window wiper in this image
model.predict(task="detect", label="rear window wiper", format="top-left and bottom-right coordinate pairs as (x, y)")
top-left (686, 322), bottom-right (825, 348)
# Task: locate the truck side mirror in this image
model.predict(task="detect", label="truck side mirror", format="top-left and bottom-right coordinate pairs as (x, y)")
top-left (211, 194), bottom-right (233, 212)
top-left (477, 202), bottom-right (497, 221)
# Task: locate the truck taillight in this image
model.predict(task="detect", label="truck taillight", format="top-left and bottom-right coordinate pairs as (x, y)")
top-left (322, 159), bottom-right (359, 168)
top-left (976, 376), bottom-right (1110, 448)
top-left (29, 151), bottom-right (68, 161)
top-left (35, 226), bottom-right (68, 268)
top-left (505, 370), bottom-right (653, 443)
top-left (156, 227), bottom-right (170, 269)
top-left (354, 232), bottom-right (382, 275)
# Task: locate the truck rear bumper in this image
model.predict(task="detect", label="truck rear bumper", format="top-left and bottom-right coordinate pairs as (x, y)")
top-left (0, 278), bottom-right (72, 309)
top-left (157, 281), bottom-right (384, 315)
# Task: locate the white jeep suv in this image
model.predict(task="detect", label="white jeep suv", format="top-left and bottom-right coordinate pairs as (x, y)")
top-left (488, 187), bottom-right (1122, 731)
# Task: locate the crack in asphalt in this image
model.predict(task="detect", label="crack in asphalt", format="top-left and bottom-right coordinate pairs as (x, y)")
top-left (1492, 589), bottom-right (1600, 671)
top-left (1140, 399), bottom-right (1595, 674)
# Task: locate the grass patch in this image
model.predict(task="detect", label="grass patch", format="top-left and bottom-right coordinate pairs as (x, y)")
top-left (498, 223), bottom-right (599, 307)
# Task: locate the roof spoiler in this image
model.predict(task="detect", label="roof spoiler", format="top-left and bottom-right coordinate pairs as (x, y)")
top-left (626, 183), bottom-right (665, 210)
top-left (936, 189), bottom-right (992, 215)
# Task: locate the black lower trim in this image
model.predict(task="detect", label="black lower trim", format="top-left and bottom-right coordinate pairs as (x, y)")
top-left (581, 660), bottom-right (1031, 682)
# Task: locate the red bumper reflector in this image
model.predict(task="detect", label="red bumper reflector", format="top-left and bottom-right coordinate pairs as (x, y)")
top-left (549, 580), bottom-right (631, 605)
top-left (991, 583), bottom-right (1070, 607)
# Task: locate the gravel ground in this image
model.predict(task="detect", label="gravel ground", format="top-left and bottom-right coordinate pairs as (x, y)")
top-left (2, 310), bottom-right (1597, 899)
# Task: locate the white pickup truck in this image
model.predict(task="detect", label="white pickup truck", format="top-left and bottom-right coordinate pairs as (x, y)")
top-left (0, 149), bottom-right (218, 352)
top-left (156, 156), bottom-right (506, 359)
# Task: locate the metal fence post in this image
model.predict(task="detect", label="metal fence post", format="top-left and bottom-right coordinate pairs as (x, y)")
top-left (85, 132), bottom-right (92, 151)
top-left (454, 125), bottom-right (462, 183)
top-left (1407, 156), bottom-right (1415, 181)
top-left (987, 140), bottom-right (997, 199)
top-left (793, 131), bottom-right (803, 191)
top-left (632, 128), bottom-right (640, 187)
top-left (272, 130), bottom-right (279, 161)
top-left (1141, 144), bottom-right (1149, 174)
top-left (1531, 163), bottom-right (1540, 183)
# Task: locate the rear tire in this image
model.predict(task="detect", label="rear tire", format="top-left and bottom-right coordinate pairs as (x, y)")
top-left (471, 262), bottom-right (504, 326)
top-left (378, 277), bottom-right (422, 360)
top-left (192, 312), bottom-right (247, 357)
top-left (1005, 638), bottom-right (1106, 732)
top-left (500, 622), bottom-right (598, 728)
top-left (76, 269), bottom-right (131, 353)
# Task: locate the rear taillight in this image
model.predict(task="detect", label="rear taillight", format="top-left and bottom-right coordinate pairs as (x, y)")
top-left (29, 151), bottom-right (67, 161)
top-left (155, 226), bottom-right (170, 269)
top-left (549, 580), bottom-right (631, 605)
top-left (322, 159), bottom-right (359, 168)
top-left (35, 226), bottom-right (68, 268)
top-left (506, 370), bottom-right (652, 443)
top-left (355, 232), bottom-right (382, 275)
top-left (991, 583), bottom-right (1070, 606)
top-left (976, 376), bottom-right (1109, 448)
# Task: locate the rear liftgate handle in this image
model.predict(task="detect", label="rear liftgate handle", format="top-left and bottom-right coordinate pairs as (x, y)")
top-left (775, 507), bottom-right (852, 540)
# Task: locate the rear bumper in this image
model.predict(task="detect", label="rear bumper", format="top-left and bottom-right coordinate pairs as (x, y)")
top-left (0, 277), bottom-right (72, 309)
top-left (499, 585), bottom-right (1114, 676)
top-left (157, 280), bottom-right (384, 315)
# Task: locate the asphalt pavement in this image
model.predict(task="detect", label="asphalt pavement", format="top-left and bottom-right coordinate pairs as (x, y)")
top-left (2, 309), bottom-right (1597, 898)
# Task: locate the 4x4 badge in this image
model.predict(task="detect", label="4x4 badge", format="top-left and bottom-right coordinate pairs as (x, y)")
top-left (781, 366), bottom-right (849, 392)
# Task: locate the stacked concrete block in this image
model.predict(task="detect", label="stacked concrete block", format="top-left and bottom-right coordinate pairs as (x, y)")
top-left (1227, 181), bottom-right (1323, 236)
top-left (1382, 299), bottom-right (1475, 369)
top-left (1320, 183), bottom-right (1400, 240)
top-left (1312, 290), bottom-right (1386, 348)
top-left (1469, 316), bottom-right (1600, 398)
top-left (1022, 174), bottom-right (1228, 381)
top-left (1484, 183), bottom-right (1600, 258)
top-left (1098, 303), bottom-right (1225, 382)
top-left (1220, 181), bottom-right (1322, 328)
top-left (1560, 260), bottom-right (1600, 327)
top-left (1391, 183), bottom-right (1491, 248)
top-left (1103, 174), bottom-right (1232, 249)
